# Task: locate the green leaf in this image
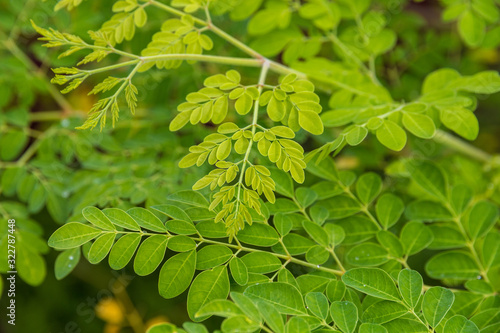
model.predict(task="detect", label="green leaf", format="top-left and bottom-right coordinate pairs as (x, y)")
top-left (82, 206), bottom-right (115, 231)
top-left (326, 280), bottom-right (346, 302)
top-left (330, 301), bottom-right (358, 333)
top-left (229, 257), bottom-right (248, 286)
top-left (376, 230), bottom-right (404, 258)
top-left (166, 219), bottom-right (197, 235)
top-left (103, 208), bottom-right (141, 231)
top-left (428, 224), bottom-right (467, 249)
top-left (299, 110), bottom-right (324, 135)
top-left (274, 213), bottom-right (293, 236)
top-left (48, 222), bottom-right (102, 249)
top-left (346, 126), bottom-right (368, 146)
top-left (244, 282), bottom-right (306, 315)
top-left (196, 299), bottom-right (244, 318)
top-left (88, 233), bottom-right (115, 264)
top-left (440, 106), bottom-right (479, 140)
top-left (356, 173), bottom-right (383, 205)
top-left (271, 168), bottom-right (295, 198)
top-left (482, 231), bottom-right (500, 270)
top-left (152, 204), bottom-right (192, 222)
top-left (285, 316), bottom-right (309, 332)
top-left (362, 300), bottom-right (408, 324)
top-left (422, 286), bottom-right (455, 328)
top-left (188, 266), bottom-right (230, 321)
top-left (458, 10), bottom-right (485, 47)
top-left (443, 315), bottom-right (480, 333)
top-left (109, 233), bottom-right (142, 270)
top-left (335, 215), bottom-right (378, 245)
top-left (306, 245), bottom-right (330, 265)
top-left (376, 120), bottom-right (407, 151)
top-left (305, 292), bottom-right (329, 320)
top-left (318, 195), bottom-right (361, 219)
top-left (159, 250), bottom-right (196, 299)
top-left (400, 222), bottom-right (434, 256)
top-left (230, 292), bottom-right (262, 323)
top-left (167, 190), bottom-right (209, 208)
top-left (237, 223), bottom-right (280, 246)
top-left (342, 268), bottom-right (401, 301)
top-left (147, 323), bottom-right (177, 333)
top-left (359, 323), bottom-right (388, 333)
top-left (168, 235), bottom-right (196, 252)
top-left (133, 235), bottom-right (168, 276)
top-left (405, 200), bottom-right (453, 221)
top-left (346, 243), bottom-right (389, 266)
top-left (425, 251), bottom-right (480, 280)
top-left (402, 112), bottom-right (436, 139)
top-left (127, 207), bottom-right (166, 232)
top-left (295, 187), bottom-right (318, 208)
top-left (406, 160), bottom-right (448, 200)
top-left (241, 252), bottom-right (281, 274)
top-left (54, 248), bottom-right (80, 280)
top-left (257, 301), bottom-right (284, 333)
top-left (382, 318), bottom-right (428, 333)
top-left (302, 220), bottom-right (329, 247)
top-left (466, 200), bottom-right (498, 239)
top-left (398, 269), bottom-right (423, 309)
top-left (196, 245), bottom-right (233, 270)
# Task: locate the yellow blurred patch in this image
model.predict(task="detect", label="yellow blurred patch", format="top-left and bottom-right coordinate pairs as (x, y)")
top-left (95, 298), bottom-right (124, 325)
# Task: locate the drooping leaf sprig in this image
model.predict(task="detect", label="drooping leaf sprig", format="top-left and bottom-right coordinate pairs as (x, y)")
top-left (172, 67), bottom-right (324, 238)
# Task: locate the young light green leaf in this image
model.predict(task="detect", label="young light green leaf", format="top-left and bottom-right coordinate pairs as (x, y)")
top-left (402, 112), bottom-right (436, 139)
top-left (376, 120), bottom-right (407, 151)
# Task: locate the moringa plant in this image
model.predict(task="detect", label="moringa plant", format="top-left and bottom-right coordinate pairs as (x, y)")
top-left (1, 0), bottom-right (500, 332)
